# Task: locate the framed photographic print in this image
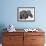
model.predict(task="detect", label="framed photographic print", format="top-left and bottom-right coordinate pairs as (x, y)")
top-left (17, 7), bottom-right (35, 22)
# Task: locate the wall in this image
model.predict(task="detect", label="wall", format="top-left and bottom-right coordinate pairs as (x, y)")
top-left (0, 0), bottom-right (46, 30)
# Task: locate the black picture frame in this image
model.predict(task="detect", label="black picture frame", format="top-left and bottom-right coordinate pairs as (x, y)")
top-left (17, 7), bottom-right (35, 22)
